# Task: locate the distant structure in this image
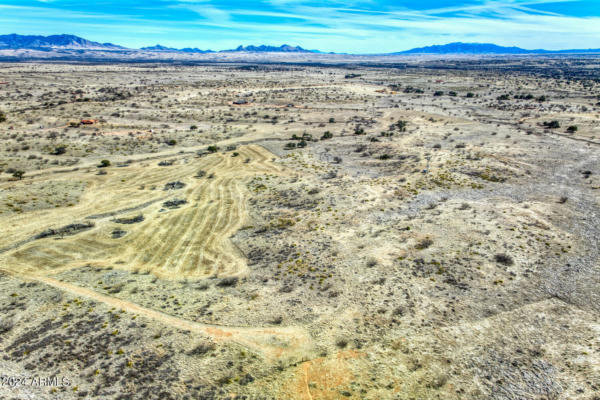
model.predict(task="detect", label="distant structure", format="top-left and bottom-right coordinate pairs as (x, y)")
top-left (232, 100), bottom-right (248, 105)
top-left (80, 119), bottom-right (98, 125)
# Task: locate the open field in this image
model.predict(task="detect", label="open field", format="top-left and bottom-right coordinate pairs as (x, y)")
top-left (0, 59), bottom-right (599, 399)
top-left (2, 144), bottom-right (284, 279)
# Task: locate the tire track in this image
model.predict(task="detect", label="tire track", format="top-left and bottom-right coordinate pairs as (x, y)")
top-left (1, 145), bottom-right (287, 280)
top-left (1, 269), bottom-right (312, 361)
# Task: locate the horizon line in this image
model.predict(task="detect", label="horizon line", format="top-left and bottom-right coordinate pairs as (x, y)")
top-left (3, 33), bottom-right (600, 55)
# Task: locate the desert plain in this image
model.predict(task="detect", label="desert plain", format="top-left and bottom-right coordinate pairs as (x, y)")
top-left (0, 58), bottom-right (599, 399)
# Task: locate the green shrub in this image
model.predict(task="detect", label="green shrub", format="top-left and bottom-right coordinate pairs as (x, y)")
top-left (321, 131), bottom-right (333, 140)
top-left (543, 120), bottom-right (560, 129)
top-left (415, 238), bottom-right (433, 250)
top-left (52, 145), bottom-right (67, 155)
top-left (494, 254), bottom-right (514, 266)
top-left (390, 120), bottom-right (407, 132)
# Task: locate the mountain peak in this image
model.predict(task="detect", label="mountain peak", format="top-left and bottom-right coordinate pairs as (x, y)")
top-left (140, 44), bottom-right (213, 53)
top-left (396, 42), bottom-right (540, 55)
top-left (225, 44), bottom-right (316, 53)
top-left (0, 33), bottom-right (124, 50)
top-left (140, 44), bottom-right (177, 51)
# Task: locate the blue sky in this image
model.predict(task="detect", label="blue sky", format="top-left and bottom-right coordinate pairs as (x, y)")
top-left (0, 0), bottom-right (598, 52)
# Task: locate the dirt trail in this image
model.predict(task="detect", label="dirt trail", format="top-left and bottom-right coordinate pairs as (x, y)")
top-left (0, 144), bottom-right (313, 361)
top-left (3, 269), bottom-right (312, 361)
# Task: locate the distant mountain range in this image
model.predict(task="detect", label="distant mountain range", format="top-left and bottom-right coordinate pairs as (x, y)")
top-left (0, 34), bottom-right (321, 53)
top-left (0, 34), bottom-right (320, 53)
top-left (140, 43), bottom-right (317, 53)
top-left (1, 34), bottom-right (600, 55)
top-left (0, 34), bottom-right (124, 50)
top-left (394, 42), bottom-right (600, 55)
top-left (223, 44), bottom-right (318, 53)
top-left (140, 44), bottom-right (213, 53)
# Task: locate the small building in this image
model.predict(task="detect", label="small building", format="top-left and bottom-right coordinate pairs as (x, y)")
top-left (232, 100), bottom-right (248, 105)
top-left (80, 119), bottom-right (98, 125)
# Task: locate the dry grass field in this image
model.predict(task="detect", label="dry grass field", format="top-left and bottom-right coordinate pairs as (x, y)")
top-left (0, 60), bottom-right (599, 399)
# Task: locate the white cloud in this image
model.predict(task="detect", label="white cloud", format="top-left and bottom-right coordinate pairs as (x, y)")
top-left (1, 0), bottom-right (597, 52)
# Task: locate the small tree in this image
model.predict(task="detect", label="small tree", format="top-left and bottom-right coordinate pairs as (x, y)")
top-left (353, 125), bottom-right (365, 135)
top-left (207, 145), bottom-right (219, 153)
top-left (544, 120), bottom-right (560, 129)
top-left (12, 170), bottom-right (24, 180)
top-left (52, 145), bottom-right (67, 155)
top-left (567, 125), bottom-right (578, 133)
top-left (321, 131), bottom-right (333, 140)
top-left (98, 159), bottom-right (111, 168)
top-left (392, 120), bottom-right (407, 132)
top-left (0, 110), bottom-right (6, 123)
